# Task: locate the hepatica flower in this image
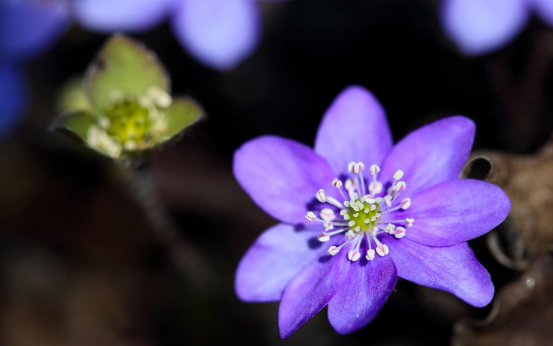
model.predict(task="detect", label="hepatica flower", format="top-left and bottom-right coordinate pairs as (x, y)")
top-left (1, 0), bottom-right (284, 71)
top-left (234, 86), bottom-right (511, 337)
top-left (441, 0), bottom-right (553, 56)
top-left (52, 35), bottom-right (204, 160)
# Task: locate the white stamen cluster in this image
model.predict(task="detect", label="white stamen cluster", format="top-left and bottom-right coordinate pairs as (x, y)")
top-left (304, 162), bottom-right (414, 262)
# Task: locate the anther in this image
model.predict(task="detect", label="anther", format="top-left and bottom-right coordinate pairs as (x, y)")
top-left (332, 178), bottom-right (343, 188)
top-left (316, 189), bottom-right (327, 202)
top-left (370, 164), bottom-right (380, 175)
top-left (348, 162), bottom-right (356, 173)
top-left (406, 218), bottom-right (414, 227)
top-left (395, 181), bottom-right (406, 192)
top-left (348, 221), bottom-right (355, 227)
top-left (320, 208), bottom-right (335, 221)
top-left (376, 244), bottom-right (389, 256)
top-left (369, 181), bottom-right (383, 194)
top-left (363, 195), bottom-right (375, 204)
top-left (394, 226), bottom-right (406, 238)
top-left (345, 230), bottom-right (356, 240)
top-left (318, 233), bottom-right (330, 242)
top-left (328, 246), bottom-right (339, 256)
top-left (400, 198), bottom-right (411, 210)
top-left (305, 211), bottom-right (316, 221)
top-left (348, 249), bottom-right (361, 261)
top-left (393, 170), bottom-right (404, 180)
top-left (354, 162), bottom-right (364, 174)
top-left (366, 249), bottom-right (376, 261)
top-left (345, 179), bottom-right (355, 191)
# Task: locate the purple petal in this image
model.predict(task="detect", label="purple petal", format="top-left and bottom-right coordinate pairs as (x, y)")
top-left (171, 0), bottom-right (261, 71)
top-left (74, 0), bottom-right (169, 32)
top-left (383, 237), bottom-right (494, 307)
top-left (233, 135), bottom-right (335, 225)
top-left (533, 0), bottom-right (553, 27)
top-left (0, 63), bottom-right (25, 136)
top-left (327, 255), bottom-right (397, 335)
top-left (0, 0), bottom-right (70, 60)
top-left (278, 254), bottom-right (350, 339)
top-left (379, 116), bottom-right (475, 199)
top-left (314, 85), bottom-right (393, 176)
top-left (386, 179), bottom-right (510, 246)
top-left (441, 0), bottom-right (530, 56)
top-left (236, 223), bottom-right (333, 302)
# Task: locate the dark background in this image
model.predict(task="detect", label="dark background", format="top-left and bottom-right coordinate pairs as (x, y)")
top-left (1, 0), bottom-right (552, 345)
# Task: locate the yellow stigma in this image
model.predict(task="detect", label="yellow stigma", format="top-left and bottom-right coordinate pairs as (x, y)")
top-left (87, 88), bottom-right (172, 158)
top-left (345, 200), bottom-right (381, 232)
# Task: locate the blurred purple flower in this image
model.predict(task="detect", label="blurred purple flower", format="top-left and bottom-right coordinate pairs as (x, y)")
top-left (441, 0), bottom-right (553, 56)
top-left (234, 86), bottom-right (511, 337)
top-left (1, 0), bottom-right (278, 71)
top-left (0, 63), bottom-right (25, 137)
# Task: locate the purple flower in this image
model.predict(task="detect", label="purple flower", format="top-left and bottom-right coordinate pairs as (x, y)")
top-left (1, 0), bottom-right (281, 71)
top-left (234, 86), bottom-right (511, 337)
top-left (0, 63), bottom-right (25, 137)
top-left (441, 0), bottom-right (553, 56)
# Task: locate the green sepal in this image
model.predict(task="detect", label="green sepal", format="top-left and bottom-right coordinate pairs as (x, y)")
top-left (161, 97), bottom-right (205, 141)
top-left (56, 76), bottom-right (92, 114)
top-left (50, 110), bottom-right (95, 146)
top-left (85, 34), bottom-right (170, 112)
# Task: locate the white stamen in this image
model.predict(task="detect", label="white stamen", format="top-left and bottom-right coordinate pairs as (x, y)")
top-left (348, 249), bottom-right (361, 261)
top-left (324, 222), bottom-right (334, 231)
top-left (384, 196), bottom-right (392, 207)
top-left (393, 170), bottom-right (404, 180)
top-left (305, 211), bottom-right (316, 221)
top-left (369, 181), bottom-right (383, 194)
top-left (370, 164), bottom-right (380, 175)
top-left (353, 213), bottom-right (359, 217)
top-left (320, 208), bottom-right (335, 221)
top-left (345, 178), bottom-right (355, 191)
top-left (343, 214), bottom-right (350, 220)
top-left (318, 233), bottom-right (330, 242)
top-left (395, 181), bottom-right (406, 193)
top-left (355, 162), bottom-right (364, 174)
top-left (332, 178), bottom-right (342, 188)
top-left (316, 189), bottom-right (327, 202)
top-left (366, 249), bottom-right (376, 261)
top-left (400, 198), bottom-right (411, 210)
top-left (386, 223), bottom-right (396, 234)
top-left (348, 221), bottom-right (355, 227)
top-left (406, 218), bottom-right (414, 227)
top-left (370, 205), bottom-right (376, 211)
top-left (328, 246), bottom-right (340, 256)
top-left (376, 244), bottom-right (389, 256)
top-left (348, 161), bottom-right (356, 173)
top-left (345, 230), bottom-right (356, 240)
top-left (362, 194), bottom-right (375, 204)
top-left (394, 226), bottom-right (406, 238)
top-left (354, 226), bottom-right (361, 232)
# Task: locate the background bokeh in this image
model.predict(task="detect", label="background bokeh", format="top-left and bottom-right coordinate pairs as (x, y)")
top-left (1, 0), bottom-right (552, 345)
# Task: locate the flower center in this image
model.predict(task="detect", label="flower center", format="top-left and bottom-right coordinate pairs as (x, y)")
top-left (305, 162), bottom-right (413, 262)
top-left (86, 87), bottom-right (171, 158)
